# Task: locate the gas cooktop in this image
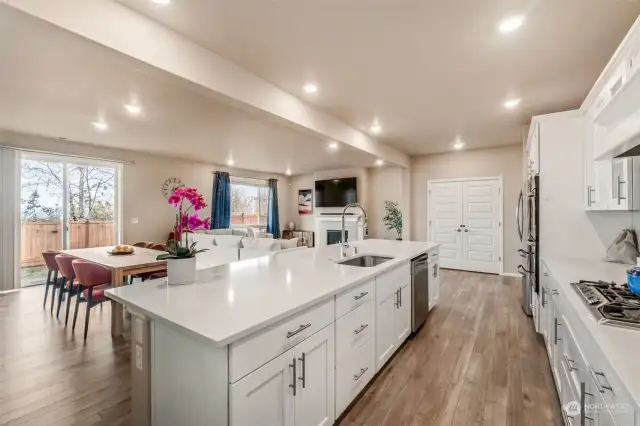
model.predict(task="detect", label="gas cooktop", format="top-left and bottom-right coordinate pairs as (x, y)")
top-left (572, 280), bottom-right (640, 330)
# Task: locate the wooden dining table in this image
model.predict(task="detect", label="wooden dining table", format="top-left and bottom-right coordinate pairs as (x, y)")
top-left (59, 246), bottom-right (167, 337)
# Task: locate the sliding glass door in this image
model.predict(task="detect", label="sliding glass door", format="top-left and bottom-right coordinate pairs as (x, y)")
top-left (19, 153), bottom-right (121, 287)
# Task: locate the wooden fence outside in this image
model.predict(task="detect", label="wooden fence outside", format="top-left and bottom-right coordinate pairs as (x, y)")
top-left (20, 220), bottom-right (115, 268)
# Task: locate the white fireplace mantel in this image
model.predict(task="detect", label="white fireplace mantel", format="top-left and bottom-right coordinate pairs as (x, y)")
top-left (315, 215), bottom-right (364, 247)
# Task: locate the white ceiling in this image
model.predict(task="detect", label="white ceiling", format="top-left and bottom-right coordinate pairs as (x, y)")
top-left (0, 5), bottom-right (379, 175)
top-left (120, 0), bottom-right (640, 154)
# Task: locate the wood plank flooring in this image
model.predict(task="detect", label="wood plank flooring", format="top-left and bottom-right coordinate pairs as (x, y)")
top-left (0, 270), bottom-right (562, 426)
top-left (0, 288), bottom-right (131, 425)
top-left (337, 270), bottom-right (563, 426)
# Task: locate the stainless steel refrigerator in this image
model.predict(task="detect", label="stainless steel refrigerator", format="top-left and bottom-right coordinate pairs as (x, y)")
top-left (517, 175), bottom-right (538, 316)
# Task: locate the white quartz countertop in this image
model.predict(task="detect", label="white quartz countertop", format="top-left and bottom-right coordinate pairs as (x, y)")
top-left (106, 239), bottom-right (438, 347)
top-left (543, 257), bottom-right (640, 408)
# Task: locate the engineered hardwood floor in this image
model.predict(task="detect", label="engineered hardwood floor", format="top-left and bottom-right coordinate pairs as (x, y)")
top-left (0, 269), bottom-right (562, 426)
top-left (337, 269), bottom-right (563, 426)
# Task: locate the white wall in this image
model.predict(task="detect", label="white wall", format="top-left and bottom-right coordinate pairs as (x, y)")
top-left (410, 145), bottom-right (523, 273)
top-left (367, 166), bottom-right (404, 239)
top-left (1, 130), bottom-right (289, 245)
top-left (287, 168), bottom-right (369, 231)
top-left (538, 114), bottom-right (635, 262)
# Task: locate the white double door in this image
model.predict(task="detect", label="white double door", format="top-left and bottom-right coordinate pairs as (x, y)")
top-left (428, 178), bottom-right (502, 274)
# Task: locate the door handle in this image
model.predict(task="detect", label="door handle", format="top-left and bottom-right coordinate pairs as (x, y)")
top-left (455, 229), bottom-right (461, 232)
top-left (298, 352), bottom-right (306, 389)
top-left (289, 358), bottom-right (297, 396)
top-left (516, 190), bottom-right (523, 242)
top-left (463, 229), bottom-right (468, 232)
top-left (517, 265), bottom-right (531, 275)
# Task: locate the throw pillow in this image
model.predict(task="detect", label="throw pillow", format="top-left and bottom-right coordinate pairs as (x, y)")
top-left (280, 238), bottom-right (299, 249)
top-left (246, 226), bottom-right (256, 238)
top-left (213, 235), bottom-right (244, 248)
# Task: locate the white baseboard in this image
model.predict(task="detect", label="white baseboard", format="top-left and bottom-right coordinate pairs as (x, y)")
top-left (500, 272), bottom-right (523, 278)
top-left (0, 289), bottom-right (20, 295)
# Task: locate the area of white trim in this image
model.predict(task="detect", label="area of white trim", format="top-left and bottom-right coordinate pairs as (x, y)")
top-left (0, 289), bottom-right (21, 295)
top-left (500, 272), bottom-right (523, 278)
top-left (3, 0), bottom-right (409, 168)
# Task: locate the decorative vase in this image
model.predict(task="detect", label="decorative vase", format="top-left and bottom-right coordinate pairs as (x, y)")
top-left (288, 221), bottom-right (295, 230)
top-left (167, 257), bottom-right (196, 285)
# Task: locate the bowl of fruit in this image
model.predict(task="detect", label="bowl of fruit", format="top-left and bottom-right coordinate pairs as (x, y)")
top-left (107, 245), bottom-right (135, 255)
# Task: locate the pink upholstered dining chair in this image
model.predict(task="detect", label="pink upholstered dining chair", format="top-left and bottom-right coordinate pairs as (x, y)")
top-left (132, 242), bottom-right (152, 248)
top-left (55, 254), bottom-right (80, 326)
top-left (42, 250), bottom-right (61, 312)
top-left (72, 259), bottom-right (113, 340)
top-left (129, 244), bottom-right (167, 284)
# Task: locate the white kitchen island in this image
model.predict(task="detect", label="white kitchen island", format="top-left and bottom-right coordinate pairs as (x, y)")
top-left (106, 239), bottom-right (439, 426)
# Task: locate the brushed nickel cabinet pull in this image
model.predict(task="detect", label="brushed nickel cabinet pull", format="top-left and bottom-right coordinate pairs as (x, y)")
top-left (286, 323), bottom-right (311, 338)
top-left (298, 352), bottom-right (306, 389)
top-left (289, 358), bottom-right (297, 396)
top-left (354, 324), bottom-right (369, 335)
top-left (353, 367), bottom-right (369, 381)
top-left (354, 292), bottom-right (368, 300)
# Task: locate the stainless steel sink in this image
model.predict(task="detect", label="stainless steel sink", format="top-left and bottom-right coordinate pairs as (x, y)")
top-left (337, 255), bottom-right (394, 267)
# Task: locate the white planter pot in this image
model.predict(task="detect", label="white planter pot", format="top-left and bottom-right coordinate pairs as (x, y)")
top-left (167, 257), bottom-right (196, 285)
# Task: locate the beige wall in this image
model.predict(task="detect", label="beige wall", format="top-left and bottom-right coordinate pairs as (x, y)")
top-left (367, 166), bottom-right (405, 239)
top-left (410, 145), bottom-right (523, 273)
top-left (1, 130), bottom-right (289, 245)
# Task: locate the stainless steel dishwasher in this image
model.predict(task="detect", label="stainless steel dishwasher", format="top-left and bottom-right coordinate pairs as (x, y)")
top-left (411, 253), bottom-right (430, 332)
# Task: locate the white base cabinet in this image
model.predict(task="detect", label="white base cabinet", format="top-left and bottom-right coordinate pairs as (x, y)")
top-left (375, 263), bottom-right (411, 371)
top-left (231, 323), bottom-right (335, 426)
top-left (428, 257), bottom-right (440, 310)
top-left (230, 348), bottom-right (295, 426)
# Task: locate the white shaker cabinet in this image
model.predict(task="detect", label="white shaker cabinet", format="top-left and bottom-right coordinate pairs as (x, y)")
top-left (394, 279), bottom-right (411, 345)
top-left (428, 257), bottom-right (440, 310)
top-left (294, 324), bottom-right (335, 426)
top-left (230, 324), bottom-right (335, 426)
top-left (375, 263), bottom-right (411, 371)
top-left (375, 285), bottom-right (397, 369)
top-left (230, 348), bottom-right (295, 426)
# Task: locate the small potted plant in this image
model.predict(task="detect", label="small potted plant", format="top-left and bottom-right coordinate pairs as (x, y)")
top-left (382, 200), bottom-right (403, 240)
top-left (157, 187), bottom-right (210, 285)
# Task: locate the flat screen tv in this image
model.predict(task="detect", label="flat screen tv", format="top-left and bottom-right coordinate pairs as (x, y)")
top-left (314, 177), bottom-right (357, 207)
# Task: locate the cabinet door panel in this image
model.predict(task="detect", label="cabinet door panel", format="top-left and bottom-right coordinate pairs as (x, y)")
top-left (429, 259), bottom-right (440, 309)
top-left (230, 349), bottom-right (294, 426)
top-left (394, 282), bottom-right (411, 345)
top-left (376, 290), bottom-right (397, 371)
top-left (294, 324), bottom-right (335, 426)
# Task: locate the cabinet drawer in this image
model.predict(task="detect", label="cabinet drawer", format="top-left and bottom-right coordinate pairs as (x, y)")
top-left (561, 316), bottom-right (589, 394)
top-left (376, 262), bottom-right (410, 301)
top-left (336, 279), bottom-right (374, 319)
top-left (336, 300), bottom-right (374, 366)
top-left (230, 298), bottom-right (334, 383)
top-left (335, 337), bottom-right (375, 417)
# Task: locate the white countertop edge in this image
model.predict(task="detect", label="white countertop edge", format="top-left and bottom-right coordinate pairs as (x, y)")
top-left (542, 257), bottom-right (640, 409)
top-left (106, 241), bottom-right (439, 347)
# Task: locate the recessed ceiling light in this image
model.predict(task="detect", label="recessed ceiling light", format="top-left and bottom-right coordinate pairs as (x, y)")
top-left (453, 142), bottom-right (465, 150)
top-left (91, 121), bottom-right (108, 132)
top-left (328, 141), bottom-right (339, 150)
top-left (124, 103), bottom-right (142, 115)
top-left (151, 0), bottom-right (171, 4)
top-left (503, 98), bottom-right (521, 109)
top-left (227, 159), bottom-right (235, 166)
top-left (375, 159), bottom-right (384, 166)
top-left (498, 15), bottom-right (525, 34)
top-left (285, 168), bottom-right (292, 176)
top-left (370, 123), bottom-right (382, 134)
top-left (303, 83), bottom-right (318, 94)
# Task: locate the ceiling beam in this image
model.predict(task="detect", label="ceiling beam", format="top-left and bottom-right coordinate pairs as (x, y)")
top-left (4, 0), bottom-right (409, 168)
